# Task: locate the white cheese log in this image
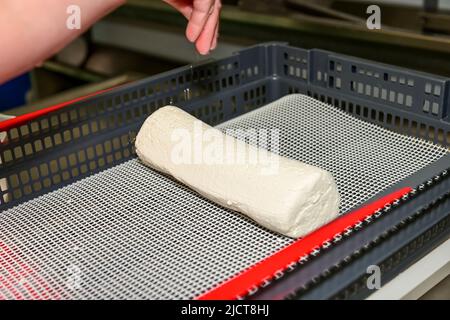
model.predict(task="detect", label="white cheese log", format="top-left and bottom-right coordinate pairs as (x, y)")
top-left (135, 106), bottom-right (340, 238)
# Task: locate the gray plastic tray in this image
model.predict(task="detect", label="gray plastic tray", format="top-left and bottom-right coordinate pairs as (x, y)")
top-left (0, 42), bottom-right (449, 299)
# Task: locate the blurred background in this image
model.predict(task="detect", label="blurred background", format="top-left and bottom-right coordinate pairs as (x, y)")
top-left (2, 0), bottom-right (450, 116)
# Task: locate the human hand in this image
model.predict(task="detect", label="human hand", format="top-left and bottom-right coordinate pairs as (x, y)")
top-left (163, 0), bottom-right (221, 55)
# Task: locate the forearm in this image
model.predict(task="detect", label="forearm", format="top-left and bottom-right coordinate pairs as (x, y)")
top-left (0, 0), bottom-right (125, 84)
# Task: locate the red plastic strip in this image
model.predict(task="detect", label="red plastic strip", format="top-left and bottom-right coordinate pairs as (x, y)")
top-left (196, 187), bottom-right (412, 300)
top-left (0, 88), bottom-right (115, 132)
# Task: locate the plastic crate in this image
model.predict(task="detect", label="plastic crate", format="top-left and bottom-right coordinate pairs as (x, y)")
top-left (0, 42), bottom-right (449, 299)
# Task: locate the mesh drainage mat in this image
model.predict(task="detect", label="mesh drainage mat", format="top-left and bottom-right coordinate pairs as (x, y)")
top-left (0, 94), bottom-right (447, 299)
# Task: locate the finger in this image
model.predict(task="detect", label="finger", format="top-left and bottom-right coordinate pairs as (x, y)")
top-left (210, 1), bottom-right (221, 50)
top-left (163, 0), bottom-right (193, 19)
top-left (195, 2), bottom-right (220, 54)
top-left (211, 19), bottom-right (219, 50)
top-left (179, 6), bottom-right (193, 20)
top-left (186, 0), bottom-right (215, 43)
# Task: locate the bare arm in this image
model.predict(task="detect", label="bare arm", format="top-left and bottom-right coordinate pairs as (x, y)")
top-left (0, 0), bottom-right (221, 85)
top-left (0, 0), bottom-right (125, 84)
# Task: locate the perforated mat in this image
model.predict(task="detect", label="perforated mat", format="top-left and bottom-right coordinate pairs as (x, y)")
top-left (0, 94), bottom-right (447, 299)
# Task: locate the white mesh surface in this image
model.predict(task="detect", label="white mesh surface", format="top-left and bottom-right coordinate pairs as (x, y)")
top-left (0, 94), bottom-right (447, 300)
